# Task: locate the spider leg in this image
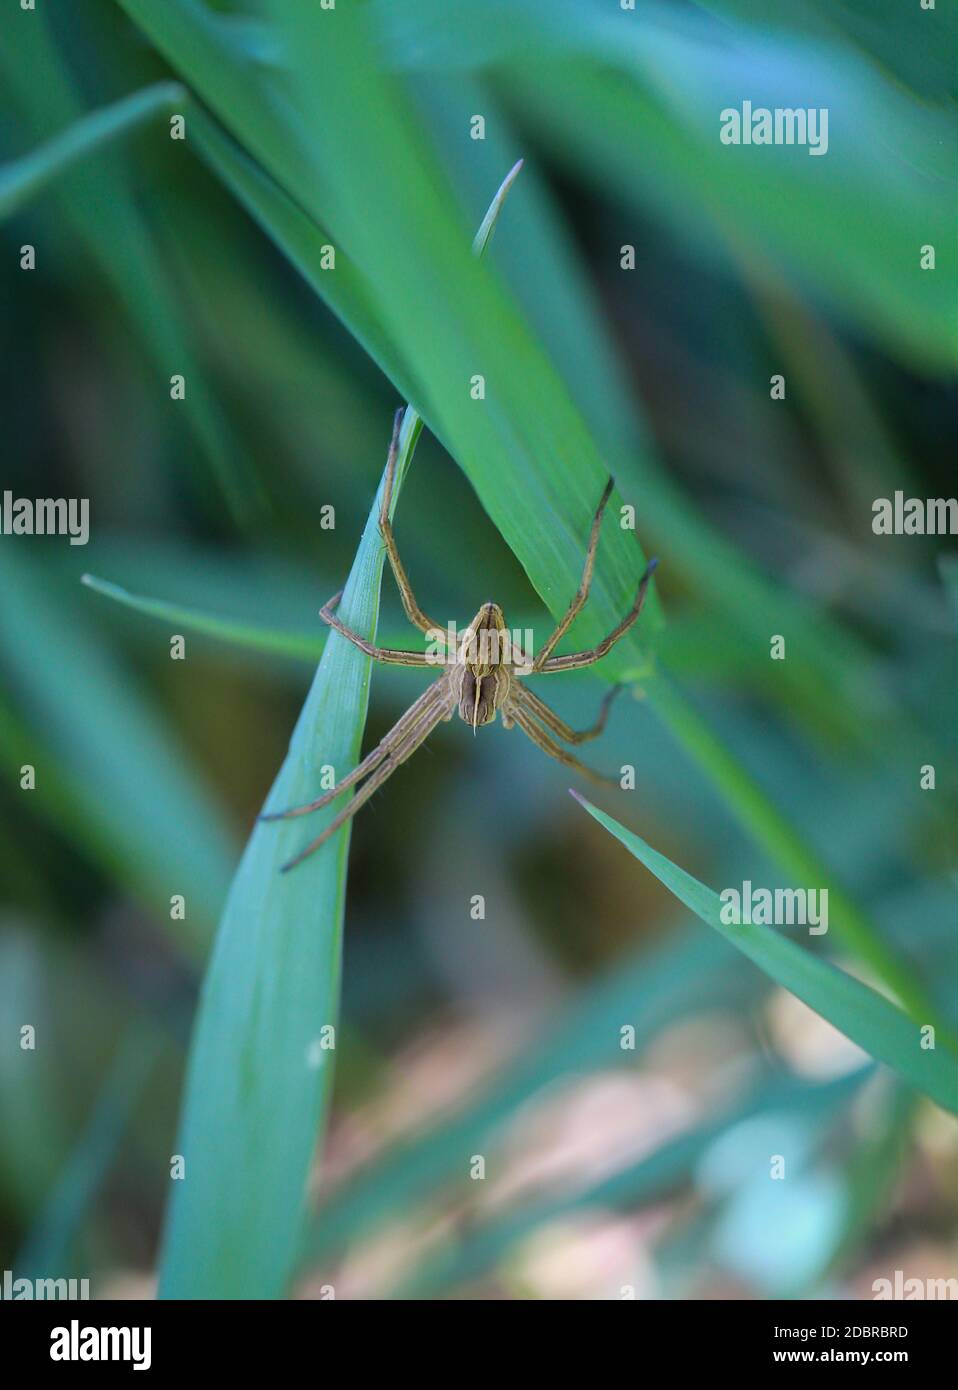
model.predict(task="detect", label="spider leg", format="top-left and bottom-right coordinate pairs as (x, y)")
top-left (530, 476), bottom-right (614, 672)
top-left (509, 705), bottom-right (618, 788)
top-left (534, 558), bottom-right (658, 674)
top-left (261, 678), bottom-right (449, 821)
top-left (513, 682), bottom-right (624, 744)
top-left (280, 682), bottom-right (456, 871)
top-left (320, 590), bottom-right (441, 667)
top-left (380, 407), bottom-right (449, 645)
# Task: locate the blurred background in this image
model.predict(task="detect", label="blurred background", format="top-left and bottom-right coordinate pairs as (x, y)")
top-left (1, 0), bottom-right (956, 1299)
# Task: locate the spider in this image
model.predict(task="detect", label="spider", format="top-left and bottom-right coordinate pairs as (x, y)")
top-left (264, 408), bottom-right (658, 871)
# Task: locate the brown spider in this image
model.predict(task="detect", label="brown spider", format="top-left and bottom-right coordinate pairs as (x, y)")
top-left (264, 408), bottom-right (658, 871)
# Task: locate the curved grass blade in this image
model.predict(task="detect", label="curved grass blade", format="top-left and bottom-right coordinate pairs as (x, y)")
top-left (113, 0), bottom-right (661, 678)
top-left (116, 0), bottom-right (908, 753)
top-left (113, 0), bottom-right (937, 762)
top-left (187, 107), bottom-right (426, 420)
top-left (81, 573), bottom-right (326, 664)
top-left (471, 156), bottom-right (523, 253)
top-left (377, 0), bottom-right (958, 372)
top-left (571, 793), bottom-right (958, 1115)
top-left (0, 550), bottom-right (236, 950)
top-left (1, 14), bottom-right (262, 523)
top-left (0, 82), bottom-right (184, 220)
top-left (81, 571), bottom-right (426, 668)
top-left (646, 674), bottom-right (939, 1030)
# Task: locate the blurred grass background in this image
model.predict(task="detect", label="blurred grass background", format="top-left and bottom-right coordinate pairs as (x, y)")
top-left (1, 0), bottom-right (957, 1299)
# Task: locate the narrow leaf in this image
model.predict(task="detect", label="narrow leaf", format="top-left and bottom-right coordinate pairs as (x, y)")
top-left (572, 793), bottom-right (958, 1115)
top-left (0, 82), bottom-right (184, 219)
top-left (82, 573), bottom-right (326, 664)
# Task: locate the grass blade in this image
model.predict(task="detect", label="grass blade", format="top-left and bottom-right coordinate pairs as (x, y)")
top-left (157, 413), bottom-right (417, 1298)
top-left (0, 550), bottom-right (236, 949)
top-left (15, 1028), bottom-right (162, 1280)
top-left (571, 793), bottom-right (958, 1115)
top-left (1, 13), bottom-right (262, 522)
top-left (379, 0), bottom-right (958, 371)
top-left (646, 674), bottom-right (939, 1029)
top-left (114, 0), bottom-right (662, 677)
top-left (0, 82), bottom-right (184, 219)
top-left (81, 573), bottom-right (326, 664)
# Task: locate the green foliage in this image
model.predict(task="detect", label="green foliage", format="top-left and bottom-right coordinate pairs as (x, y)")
top-left (157, 161), bottom-right (521, 1298)
top-left (157, 431), bottom-right (405, 1297)
top-left (572, 794), bottom-right (958, 1115)
top-left (2, 0), bottom-right (955, 1301)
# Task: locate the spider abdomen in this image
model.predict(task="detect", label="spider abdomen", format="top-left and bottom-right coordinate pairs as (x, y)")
top-left (457, 668), bottom-right (509, 727)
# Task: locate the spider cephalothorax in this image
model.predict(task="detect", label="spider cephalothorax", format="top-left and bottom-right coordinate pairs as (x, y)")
top-left (263, 408), bottom-right (657, 870)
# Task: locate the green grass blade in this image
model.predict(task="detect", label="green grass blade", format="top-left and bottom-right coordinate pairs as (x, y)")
top-left (471, 156), bottom-right (523, 253)
top-left (0, 936), bottom-right (68, 1213)
top-left (0, 550), bottom-right (236, 949)
top-left (187, 108), bottom-right (427, 413)
top-left (157, 415), bottom-right (417, 1298)
top-left (276, 0), bottom-right (662, 663)
top-left (15, 1028), bottom-right (162, 1279)
top-left (646, 674), bottom-right (940, 1030)
top-left (940, 557), bottom-right (958, 634)
top-left (0, 82), bottom-right (184, 219)
top-left (81, 573), bottom-right (326, 664)
top-left (1, 13), bottom-right (262, 523)
top-left (379, 0), bottom-right (958, 372)
top-left (117, 0), bottom-right (939, 1045)
top-left (80, 569), bottom-right (426, 667)
top-left (114, 0), bottom-right (662, 677)
top-left (116, 0), bottom-right (902, 752)
top-left (696, 0), bottom-right (958, 103)
top-left (571, 793), bottom-right (958, 1115)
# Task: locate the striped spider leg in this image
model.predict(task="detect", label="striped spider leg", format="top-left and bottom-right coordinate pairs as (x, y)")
top-left (263, 408), bottom-right (658, 869)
